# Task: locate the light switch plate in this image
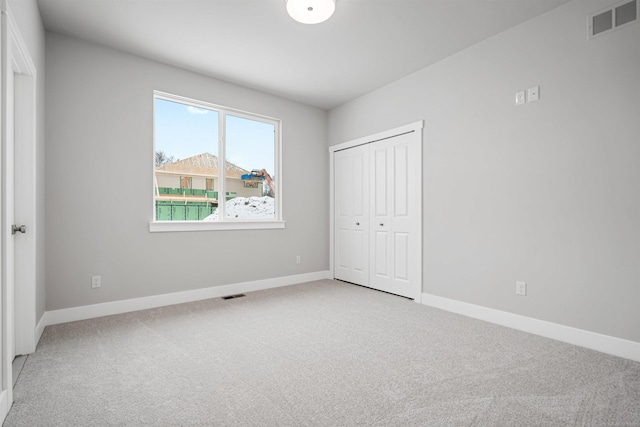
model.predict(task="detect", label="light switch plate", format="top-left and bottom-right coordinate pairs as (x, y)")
top-left (527, 86), bottom-right (540, 102)
top-left (515, 91), bottom-right (526, 105)
top-left (91, 275), bottom-right (101, 288)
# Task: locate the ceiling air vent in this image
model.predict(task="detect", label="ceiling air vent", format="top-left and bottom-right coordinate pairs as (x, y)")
top-left (589, 0), bottom-right (638, 39)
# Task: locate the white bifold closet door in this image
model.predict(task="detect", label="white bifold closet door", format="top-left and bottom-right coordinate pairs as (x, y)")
top-left (369, 132), bottom-right (420, 299)
top-left (333, 128), bottom-right (421, 300)
top-left (334, 144), bottom-right (370, 287)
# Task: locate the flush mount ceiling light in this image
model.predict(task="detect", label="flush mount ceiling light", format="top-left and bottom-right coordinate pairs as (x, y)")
top-left (286, 0), bottom-right (336, 24)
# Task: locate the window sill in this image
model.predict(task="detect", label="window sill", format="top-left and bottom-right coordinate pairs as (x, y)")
top-left (149, 220), bottom-right (286, 233)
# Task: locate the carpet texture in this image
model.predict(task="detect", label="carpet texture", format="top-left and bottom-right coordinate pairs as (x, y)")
top-left (5, 280), bottom-right (640, 426)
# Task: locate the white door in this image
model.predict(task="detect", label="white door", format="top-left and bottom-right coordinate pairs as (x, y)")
top-left (369, 132), bottom-right (421, 299)
top-left (1, 45), bottom-right (17, 410)
top-left (1, 8), bottom-right (38, 418)
top-left (334, 145), bottom-right (369, 286)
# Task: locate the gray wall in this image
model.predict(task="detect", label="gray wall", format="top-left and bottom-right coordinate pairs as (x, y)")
top-left (328, 0), bottom-right (640, 343)
top-left (45, 33), bottom-right (328, 311)
top-left (10, 0), bottom-right (47, 324)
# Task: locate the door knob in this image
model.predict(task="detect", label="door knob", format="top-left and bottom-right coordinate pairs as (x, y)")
top-left (12, 224), bottom-right (26, 235)
top-left (356, 222), bottom-right (360, 226)
top-left (379, 223), bottom-right (384, 226)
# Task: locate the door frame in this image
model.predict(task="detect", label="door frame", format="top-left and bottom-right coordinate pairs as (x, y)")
top-left (0, 1), bottom-right (37, 419)
top-left (329, 121), bottom-right (423, 301)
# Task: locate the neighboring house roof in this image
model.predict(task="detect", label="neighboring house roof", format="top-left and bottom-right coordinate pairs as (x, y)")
top-left (156, 152), bottom-right (249, 178)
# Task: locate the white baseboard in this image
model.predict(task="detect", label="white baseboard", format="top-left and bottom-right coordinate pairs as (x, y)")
top-left (422, 292), bottom-right (640, 363)
top-left (42, 271), bottom-right (331, 328)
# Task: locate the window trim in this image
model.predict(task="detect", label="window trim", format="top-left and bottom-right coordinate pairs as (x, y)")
top-left (151, 91), bottom-right (283, 232)
top-left (149, 220), bottom-right (286, 233)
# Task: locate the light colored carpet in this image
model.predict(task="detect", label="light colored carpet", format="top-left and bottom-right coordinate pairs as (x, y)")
top-left (4, 279), bottom-right (640, 426)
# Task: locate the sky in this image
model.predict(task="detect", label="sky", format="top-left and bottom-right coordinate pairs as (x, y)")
top-left (154, 98), bottom-right (275, 175)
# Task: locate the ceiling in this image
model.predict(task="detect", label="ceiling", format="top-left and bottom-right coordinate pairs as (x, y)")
top-left (37, 0), bottom-right (572, 110)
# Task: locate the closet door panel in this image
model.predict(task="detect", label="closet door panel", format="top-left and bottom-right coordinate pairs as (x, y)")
top-left (374, 149), bottom-right (389, 217)
top-left (336, 228), bottom-right (350, 271)
top-left (374, 230), bottom-right (389, 277)
top-left (334, 146), bottom-right (370, 286)
top-left (352, 229), bottom-right (366, 274)
top-left (389, 133), bottom-right (421, 299)
top-left (394, 232), bottom-right (409, 281)
top-left (394, 144), bottom-right (409, 217)
top-left (370, 142), bottom-right (394, 294)
top-left (334, 153), bottom-right (351, 281)
top-left (353, 153), bottom-right (365, 217)
top-left (370, 132), bottom-right (421, 299)
top-left (392, 140), bottom-right (412, 287)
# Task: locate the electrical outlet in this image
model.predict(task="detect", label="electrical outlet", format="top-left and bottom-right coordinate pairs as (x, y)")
top-left (527, 86), bottom-right (540, 102)
top-left (296, 255), bottom-right (301, 265)
top-left (92, 275), bottom-right (101, 289)
top-left (516, 281), bottom-right (526, 296)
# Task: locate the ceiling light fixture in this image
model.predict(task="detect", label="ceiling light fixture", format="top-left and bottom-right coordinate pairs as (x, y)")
top-left (286, 0), bottom-right (336, 24)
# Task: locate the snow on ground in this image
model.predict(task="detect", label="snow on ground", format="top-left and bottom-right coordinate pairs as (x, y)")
top-left (203, 196), bottom-right (274, 220)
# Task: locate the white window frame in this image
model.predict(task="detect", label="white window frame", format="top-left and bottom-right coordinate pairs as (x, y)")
top-left (588, 0), bottom-right (639, 40)
top-left (149, 91), bottom-right (284, 232)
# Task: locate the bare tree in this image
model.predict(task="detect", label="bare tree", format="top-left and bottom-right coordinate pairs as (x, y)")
top-left (155, 150), bottom-right (175, 167)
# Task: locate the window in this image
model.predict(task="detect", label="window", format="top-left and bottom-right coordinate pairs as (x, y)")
top-left (151, 91), bottom-right (283, 232)
top-left (589, 0), bottom-right (638, 39)
top-left (180, 176), bottom-right (192, 189)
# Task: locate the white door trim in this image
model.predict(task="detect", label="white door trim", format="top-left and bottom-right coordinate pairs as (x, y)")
top-left (0, 1), bottom-right (37, 421)
top-left (329, 121), bottom-right (424, 300)
top-left (329, 121), bottom-right (423, 152)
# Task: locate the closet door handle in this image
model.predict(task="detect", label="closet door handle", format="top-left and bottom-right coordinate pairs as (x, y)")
top-left (379, 223), bottom-right (384, 227)
top-left (356, 222), bottom-right (360, 226)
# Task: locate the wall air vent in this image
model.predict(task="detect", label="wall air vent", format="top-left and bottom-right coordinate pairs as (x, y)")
top-left (589, 0), bottom-right (638, 39)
